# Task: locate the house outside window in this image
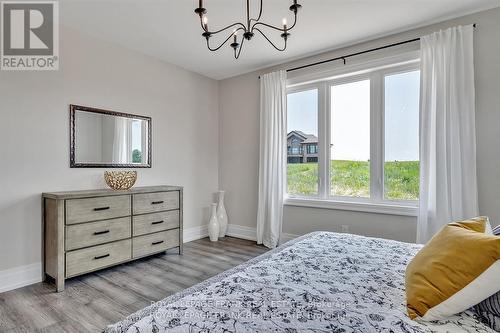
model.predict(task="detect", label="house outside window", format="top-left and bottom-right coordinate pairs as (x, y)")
top-left (287, 131), bottom-right (318, 163)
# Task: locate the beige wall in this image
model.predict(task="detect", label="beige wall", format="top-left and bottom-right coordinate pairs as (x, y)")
top-left (0, 26), bottom-right (220, 271)
top-left (219, 7), bottom-right (500, 242)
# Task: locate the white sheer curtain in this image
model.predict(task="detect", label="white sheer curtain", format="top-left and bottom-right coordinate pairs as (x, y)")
top-left (418, 25), bottom-right (478, 243)
top-left (256, 70), bottom-right (287, 248)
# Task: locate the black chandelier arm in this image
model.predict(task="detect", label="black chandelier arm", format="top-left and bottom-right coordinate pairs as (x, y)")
top-left (254, 28), bottom-right (287, 51)
top-left (251, 11), bottom-right (297, 33)
top-left (206, 28), bottom-right (245, 52)
top-left (206, 32), bottom-right (235, 52)
top-left (199, 18), bottom-right (246, 35)
top-left (234, 37), bottom-right (246, 59)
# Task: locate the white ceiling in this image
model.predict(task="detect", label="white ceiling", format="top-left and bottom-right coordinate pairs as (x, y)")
top-left (59, 0), bottom-right (500, 80)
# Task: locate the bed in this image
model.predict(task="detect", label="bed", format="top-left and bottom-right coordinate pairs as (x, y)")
top-left (105, 232), bottom-right (494, 333)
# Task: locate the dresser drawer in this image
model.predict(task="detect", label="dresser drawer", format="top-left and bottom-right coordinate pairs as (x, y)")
top-left (66, 217), bottom-right (131, 251)
top-left (132, 229), bottom-right (179, 258)
top-left (133, 210), bottom-right (179, 236)
top-left (66, 195), bottom-right (131, 225)
top-left (66, 239), bottom-right (131, 278)
top-left (132, 191), bottom-right (179, 215)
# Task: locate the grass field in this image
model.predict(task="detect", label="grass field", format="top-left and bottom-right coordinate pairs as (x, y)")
top-left (287, 160), bottom-right (419, 200)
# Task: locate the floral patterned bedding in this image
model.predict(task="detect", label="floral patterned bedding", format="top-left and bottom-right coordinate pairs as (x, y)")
top-left (105, 232), bottom-right (494, 333)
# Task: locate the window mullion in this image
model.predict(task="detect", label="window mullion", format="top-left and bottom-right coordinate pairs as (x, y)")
top-left (370, 72), bottom-right (383, 202)
top-left (318, 82), bottom-right (329, 199)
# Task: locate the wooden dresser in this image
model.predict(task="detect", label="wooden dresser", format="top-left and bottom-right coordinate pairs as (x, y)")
top-left (42, 186), bottom-right (183, 292)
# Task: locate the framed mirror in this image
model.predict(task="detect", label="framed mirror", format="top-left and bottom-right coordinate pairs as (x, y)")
top-left (70, 105), bottom-right (151, 168)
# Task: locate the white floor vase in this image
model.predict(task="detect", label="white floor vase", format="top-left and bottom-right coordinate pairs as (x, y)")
top-left (217, 190), bottom-right (228, 238)
top-left (208, 203), bottom-right (219, 242)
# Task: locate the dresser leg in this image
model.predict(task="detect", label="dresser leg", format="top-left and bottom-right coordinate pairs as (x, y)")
top-left (56, 277), bottom-right (65, 292)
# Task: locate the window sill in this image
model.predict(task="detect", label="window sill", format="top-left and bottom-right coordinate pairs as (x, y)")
top-left (284, 197), bottom-right (418, 217)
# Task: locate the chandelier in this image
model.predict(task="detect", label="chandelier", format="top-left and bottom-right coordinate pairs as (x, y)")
top-left (195, 0), bottom-right (302, 59)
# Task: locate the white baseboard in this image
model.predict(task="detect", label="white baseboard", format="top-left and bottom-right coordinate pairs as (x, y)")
top-left (184, 224), bottom-right (258, 243)
top-left (183, 225), bottom-right (209, 243)
top-left (0, 263), bottom-right (42, 293)
top-left (226, 224), bottom-right (257, 241)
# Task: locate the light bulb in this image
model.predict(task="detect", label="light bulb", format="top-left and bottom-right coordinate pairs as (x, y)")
top-left (203, 16), bottom-right (208, 24)
top-left (282, 18), bottom-right (287, 26)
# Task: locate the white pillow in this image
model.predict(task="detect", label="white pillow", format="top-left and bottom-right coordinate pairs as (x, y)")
top-left (485, 217), bottom-right (494, 235)
top-left (494, 224), bottom-right (500, 235)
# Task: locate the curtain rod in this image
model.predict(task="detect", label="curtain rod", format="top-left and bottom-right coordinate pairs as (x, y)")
top-left (258, 23), bottom-right (476, 78)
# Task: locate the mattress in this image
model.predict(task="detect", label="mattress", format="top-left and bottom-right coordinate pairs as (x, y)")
top-left (105, 232), bottom-right (494, 332)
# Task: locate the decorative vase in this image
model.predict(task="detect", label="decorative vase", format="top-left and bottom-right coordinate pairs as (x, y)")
top-left (217, 191), bottom-right (228, 238)
top-left (208, 203), bottom-right (219, 242)
top-left (104, 171), bottom-right (137, 190)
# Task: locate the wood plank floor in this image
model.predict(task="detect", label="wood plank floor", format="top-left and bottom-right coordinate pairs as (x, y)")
top-left (0, 237), bottom-right (268, 333)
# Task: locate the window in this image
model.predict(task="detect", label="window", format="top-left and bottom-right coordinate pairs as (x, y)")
top-left (131, 120), bottom-right (143, 163)
top-left (384, 71), bottom-right (420, 200)
top-left (330, 79), bottom-right (371, 198)
top-left (286, 61), bottom-right (420, 212)
top-left (307, 145), bottom-right (318, 154)
top-left (286, 89), bottom-right (319, 196)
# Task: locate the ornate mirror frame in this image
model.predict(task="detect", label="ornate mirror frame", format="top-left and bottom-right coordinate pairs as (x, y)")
top-left (70, 104), bottom-right (152, 168)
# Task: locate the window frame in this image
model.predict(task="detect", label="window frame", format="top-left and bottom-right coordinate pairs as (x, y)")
top-left (285, 60), bottom-right (420, 217)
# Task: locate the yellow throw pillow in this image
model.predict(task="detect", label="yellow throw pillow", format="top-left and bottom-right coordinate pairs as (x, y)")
top-left (406, 216), bottom-right (500, 321)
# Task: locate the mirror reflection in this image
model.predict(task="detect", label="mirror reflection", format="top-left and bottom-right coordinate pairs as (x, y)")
top-left (71, 106), bottom-right (151, 167)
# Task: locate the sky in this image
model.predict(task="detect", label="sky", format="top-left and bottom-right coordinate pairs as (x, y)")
top-left (287, 70), bottom-right (420, 161)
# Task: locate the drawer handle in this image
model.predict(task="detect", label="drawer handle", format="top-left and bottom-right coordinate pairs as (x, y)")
top-left (94, 206), bottom-right (110, 211)
top-left (151, 220), bottom-right (164, 225)
top-left (152, 241), bottom-right (164, 246)
top-left (94, 230), bottom-right (110, 235)
top-left (151, 201), bottom-right (164, 205)
top-left (94, 254), bottom-right (110, 260)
